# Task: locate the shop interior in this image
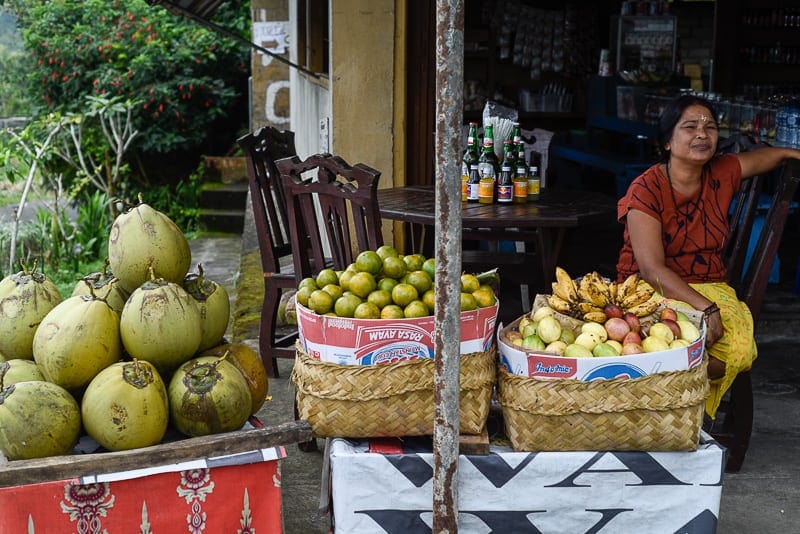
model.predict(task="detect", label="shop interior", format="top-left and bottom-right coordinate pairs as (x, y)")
top-left (406, 0), bottom-right (800, 293)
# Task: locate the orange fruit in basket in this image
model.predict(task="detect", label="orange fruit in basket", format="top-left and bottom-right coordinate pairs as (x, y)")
top-left (322, 283), bottom-right (344, 302)
top-left (404, 300), bottom-right (429, 318)
top-left (472, 286), bottom-right (497, 308)
top-left (402, 254), bottom-right (426, 272)
top-left (422, 288), bottom-right (436, 313)
top-left (296, 286), bottom-right (313, 307)
top-left (316, 268), bottom-right (339, 288)
top-left (377, 277), bottom-right (399, 293)
top-left (355, 250), bottom-right (383, 275)
top-left (422, 257), bottom-right (436, 279)
top-left (460, 273), bottom-right (480, 294)
top-left (354, 302), bottom-right (381, 319)
top-left (382, 256), bottom-right (407, 280)
top-left (367, 289), bottom-right (393, 310)
top-left (461, 292), bottom-right (478, 311)
top-left (308, 289), bottom-right (334, 314)
top-left (334, 293), bottom-right (362, 317)
top-left (298, 277), bottom-right (318, 291)
top-left (348, 272), bottom-right (377, 298)
top-left (376, 245), bottom-right (399, 260)
top-left (338, 270), bottom-right (355, 292)
top-left (406, 270), bottom-right (433, 294)
top-left (381, 304), bottom-right (405, 319)
top-left (391, 283), bottom-right (419, 307)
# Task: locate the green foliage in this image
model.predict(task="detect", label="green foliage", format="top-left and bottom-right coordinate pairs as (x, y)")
top-left (8, 0), bottom-right (250, 155)
top-left (139, 160), bottom-right (205, 236)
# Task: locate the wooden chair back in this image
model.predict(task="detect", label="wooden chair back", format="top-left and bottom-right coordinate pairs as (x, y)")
top-left (276, 153), bottom-right (384, 280)
top-left (237, 127), bottom-right (298, 378)
top-left (237, 126), bottom-right (297, 274)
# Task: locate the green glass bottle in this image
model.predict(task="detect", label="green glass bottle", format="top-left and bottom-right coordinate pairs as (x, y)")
top-left (462, 122), bottom-right (480, 202)
top-left (478, 124), bottom-right (500, 185)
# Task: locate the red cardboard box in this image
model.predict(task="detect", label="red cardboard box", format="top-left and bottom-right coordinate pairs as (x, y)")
top-left (296, 301), bottom-right (499, 364)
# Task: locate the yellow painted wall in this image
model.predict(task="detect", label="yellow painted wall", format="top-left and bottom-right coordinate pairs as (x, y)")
top-left (331, 0), bottom-right (405, 246)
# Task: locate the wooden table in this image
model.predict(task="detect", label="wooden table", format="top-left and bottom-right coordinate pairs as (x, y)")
top-left (377, 185), bottom-right (618, 290)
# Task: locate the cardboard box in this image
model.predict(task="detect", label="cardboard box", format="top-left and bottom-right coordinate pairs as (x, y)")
top-left (498, 298), bottom-right (705, 380)
top-left (296, 301), bottom-right (499, 365)
top-left (329, 434), bottom-right (724, 533)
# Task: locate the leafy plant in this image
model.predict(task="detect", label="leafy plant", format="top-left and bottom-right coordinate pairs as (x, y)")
top-left (6, 0), bottom-right (250, 157)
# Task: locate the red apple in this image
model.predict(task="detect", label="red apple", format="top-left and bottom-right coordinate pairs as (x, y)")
top-left (603, 303), bottom-right (624, 320)
top-left (622, 331), bottom-right (642, 346)
top-left (623, 312), bottom-right (641, 333)
top-left (622, 343), bottom-right (644, 355)
top-left (604, 317), bottom-right (631, 342)
top-left (660, 318), bottom-right (682, 340)
top-left (660, 307), bottom-right (678, 322)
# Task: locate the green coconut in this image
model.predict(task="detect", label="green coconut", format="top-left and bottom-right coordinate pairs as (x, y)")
top-left (120, 277), bottom-right (202, 375)
top-left (0, 379), bottom-right (81, 460)
top-left (81, 359), bottom-right (169, 451)
top-left (0, 359), bottom-right (46, 385)
top-left (71, 261), bottom-right (130, 315)
top-left (107, 195), bottom-right (191, 293)
top-left (33, 294), bottom-right (122, 390)
top-left (0, 264), bottom-right (63, 360)
top-left (183, 263), bottom-right (231, 352)
top-left (168, 355), bottom-right (252, 437)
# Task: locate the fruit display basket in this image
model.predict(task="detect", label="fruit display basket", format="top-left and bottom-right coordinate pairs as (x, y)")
top-left (292, 343), bottom-right (496, 438)
top-left (495, 295), bottom-right (709, 452)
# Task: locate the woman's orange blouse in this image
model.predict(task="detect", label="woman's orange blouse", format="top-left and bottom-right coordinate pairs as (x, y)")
top-left (616, 154), bottom-right (743, 284)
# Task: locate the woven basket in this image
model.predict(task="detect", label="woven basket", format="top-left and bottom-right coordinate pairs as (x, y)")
top-left (496, 357), bottom-right (709, 452)
top-left (292, 343), bottom-right (496, 438)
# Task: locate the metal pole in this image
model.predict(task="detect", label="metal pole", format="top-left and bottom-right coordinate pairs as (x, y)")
top-left (433, 0), bottom-right (464, 531)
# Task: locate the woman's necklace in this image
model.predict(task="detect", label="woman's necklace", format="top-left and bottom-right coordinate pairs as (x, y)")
top-left (665, 162), bottom-right (704, 222)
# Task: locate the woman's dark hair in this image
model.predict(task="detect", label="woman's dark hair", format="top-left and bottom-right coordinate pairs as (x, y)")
top-left (657, 94), bottom-right (718, 162)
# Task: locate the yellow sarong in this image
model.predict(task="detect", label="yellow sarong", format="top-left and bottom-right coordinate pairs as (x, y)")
top-left (663, 282), bottom-right (757, 418)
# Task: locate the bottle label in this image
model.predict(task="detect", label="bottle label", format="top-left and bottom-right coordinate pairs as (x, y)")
top-left (478, 162), bottom-right (496, 180)
top-left (461, 175), bottom-right (469, 201)
top-left (497, 184), bottom-right (513, 203)
top-left (466, 182), bottom-right (480, 201)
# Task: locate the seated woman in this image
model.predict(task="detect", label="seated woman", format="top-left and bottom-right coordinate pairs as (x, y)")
top-left (617, 94), bottom-right (800, 419)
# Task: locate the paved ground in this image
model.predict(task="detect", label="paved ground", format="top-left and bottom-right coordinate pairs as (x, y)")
top-left (191, 226), bottom-right (800, 534)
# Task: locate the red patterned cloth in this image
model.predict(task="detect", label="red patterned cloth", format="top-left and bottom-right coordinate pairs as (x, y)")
top-left (0, 457), bottom-right (283, 533)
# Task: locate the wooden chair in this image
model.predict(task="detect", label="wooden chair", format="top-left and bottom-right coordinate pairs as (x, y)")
top-left (276, 153), bottom-right (384, 279)
top-left (713, 157), bottom-right (800, 472)
top-left (237, 126), bottom-right (297, 378)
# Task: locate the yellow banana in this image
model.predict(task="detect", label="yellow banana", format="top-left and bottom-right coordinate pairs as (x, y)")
top-left (578, 301), bottom-right (605, 315)
top-left (608, 281), bottom-right (618, 304)
top-left (583, 311), bottom-right (608, 323)
top-left (590, 272), bottom-right (614, 303)
top-left (547, 294), bottom-right (573, 314)
top-left (582, 273), bottom-right (610, 307)
top-left (577, 275), bottom-right (595, 304)
top-left (636, 279), bottom-right (655, 293)
top-left (617, 273), bottom-right (639, 303)
top-left (554, 266), bottom-right (578, 303)
top-left (551, 282), bottom-right (572, 303)
top-left (625, 298), bottom-right (660, 317)
top-left (621, 286), bottom-right (656, 309)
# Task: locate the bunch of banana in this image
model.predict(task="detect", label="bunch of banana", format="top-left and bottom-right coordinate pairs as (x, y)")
top-left (546, 267), bottom-right (660, 322)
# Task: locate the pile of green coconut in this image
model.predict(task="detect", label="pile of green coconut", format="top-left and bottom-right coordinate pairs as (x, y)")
top-left (0, 197), bottom-right (268, 461)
